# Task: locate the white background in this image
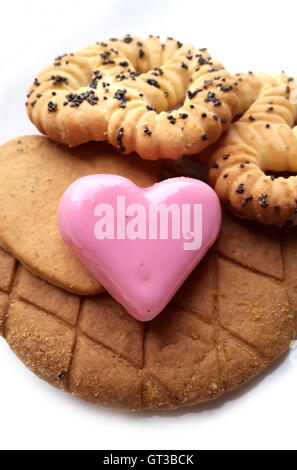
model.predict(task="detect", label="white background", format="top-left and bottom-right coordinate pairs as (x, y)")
top-left (0, 0), bottom-right (296, 451)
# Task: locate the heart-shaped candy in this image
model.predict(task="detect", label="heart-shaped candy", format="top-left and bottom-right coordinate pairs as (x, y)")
top-left (57, 176), bottom-right (221, 321)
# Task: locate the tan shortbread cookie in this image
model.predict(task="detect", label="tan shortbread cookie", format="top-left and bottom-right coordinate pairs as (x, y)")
top-left (0, 135), bottom-right (160, 295)
top-left (26, 35), bottom-right (266, 159)
top-left (208, 72), bottom-right (297, 226)
top-left (0, 211), bottom-right (296, 410)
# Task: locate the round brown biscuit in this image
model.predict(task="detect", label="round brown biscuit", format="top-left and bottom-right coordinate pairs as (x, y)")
top-left (0, 135), bottom-right (160, 295)
top-left (0, 211), bottom-right (296, 410)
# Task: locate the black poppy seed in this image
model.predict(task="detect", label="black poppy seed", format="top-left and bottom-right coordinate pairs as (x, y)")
top-left (201, 113), bottom-right (207, 118)
top-left (144, 126), bottom-right (152, 135)
top-left (267, 106), bottom-right (274, 111)
top-left (164, 91), bottom-right (168, 97)
top-left (146, 105), bottom-right (156, 111)
top-left (116, 127), bottom-right (125, 152)
top-left (123, 35), bottom-right (133, 44)
top-left (54, 53), bottom-right (67, 61)
top-left (137, 41), bottom-right (143, 47)
top-left (223, 173), bottom-right (228, 178)
top-left (31, 100), bottom-right (37, 107)
top-left (236, 183), bottom-right (245, 194)
top-left (270, 175), bottom-right (275, 180)
top-left (212, 162), bottom-right (219, 169)
top-left (221, 119), bottom-right (227, 124)
top-left (47, 101), bottom-right (57, 112)
top-left (187, 89), bottom-right (202, 99)
top-left (249, 115), bottom-right (255, 121)
top-left (153, 67), bottom-right (164, 76)
top-left (65, 90), bottom-right (98, 107)
top-left (201, 134), bottom-right (208, 141)
top-left (244, 160), bottom-right (250, 164)
top-left (223, 154), bottom-right (230, 160)
top-left (213, 114), bottom-right (219, 120)
top-left (119, 61), bottom-right (129, 67)
top-left (204, 91), bottom-right (221, 106)
top-left (100, 51), bottom-right (111, 59)
top-left (179, 113), bottom-right (188, 119)
top-left (89, 78), bottom-right (99, 89)
top-left (34, 78), bottom-right (40, 86)
top-left (180, 62), bottom-right (188, 70)
top-left (177, 41), bottom-right (183, 48)
top-left (58, 370), bottom-right (65, 380)
top-left (242, 195), bottom-right (253, 206)
top-left (113, 88), bottom-right (128, 108)
top-left (146, 78), bottom-right (160, 88)
top-left (190, 104), bottom-right (195, 109)
top-left (266, 123), bottom-right (270, 128)
top-left (52, 91), bottom-right (56, 96)
top-left (36, 93), bottom-right (42, 98)
top-left (240, 163), bottom-right (245, 168)
top-left (274, 204), bottom-right (280, 210)
top-left (167, 115), bottom-right (176, 124)
top-left (63, 101), bottom-right (68, 106)
top-left (197, 55), bottom-right (210, 65)
top-left (220, 85), bottom-right (233, 93)
top-left (51, 75), bottom-right (68, 85)
top-left (139, 49), bottom-right (145, 58)
top-left (258, 193), bottom-right (268, 207)
top-left (88, 95), bottom-right (99, 105)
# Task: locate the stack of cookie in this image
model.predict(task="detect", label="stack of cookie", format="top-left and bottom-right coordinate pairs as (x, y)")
top-left (0, 36), bottom-right (296, 410)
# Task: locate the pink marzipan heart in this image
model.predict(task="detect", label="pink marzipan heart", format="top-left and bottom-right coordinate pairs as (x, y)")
top-left (57, 175), bottom-right (221, 321)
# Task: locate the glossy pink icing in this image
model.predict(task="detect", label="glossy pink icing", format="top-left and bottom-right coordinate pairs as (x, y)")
top-left (57, 176), bottom-right (221, 321)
